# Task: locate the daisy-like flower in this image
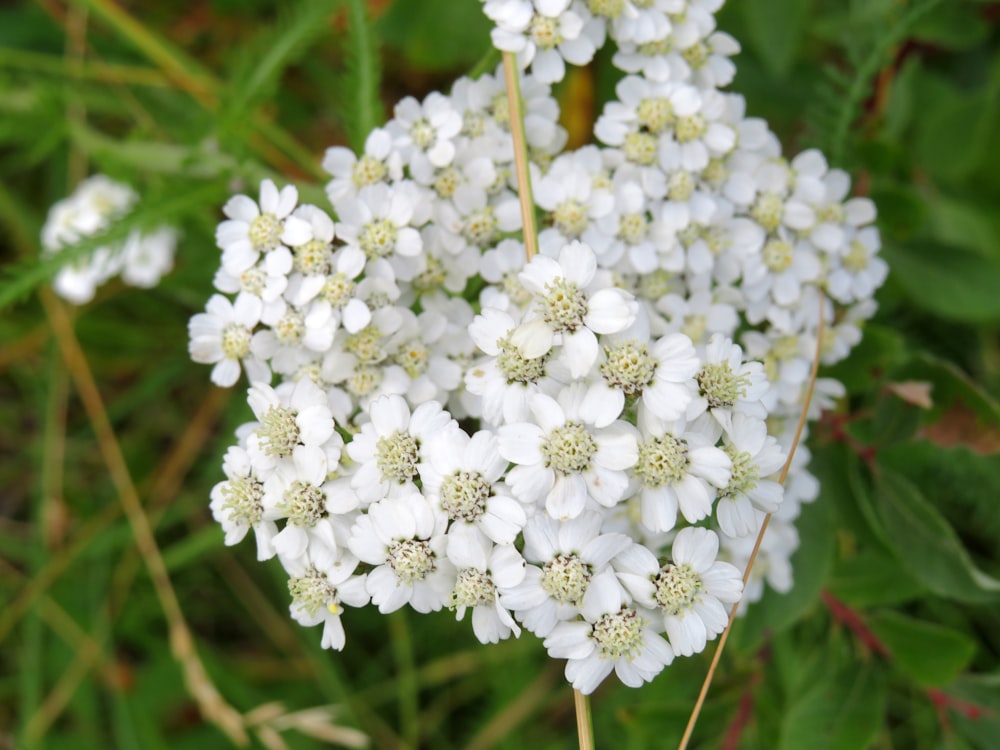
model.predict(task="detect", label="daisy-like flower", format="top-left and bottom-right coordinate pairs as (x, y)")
top-left (499, 383), bottom-right (638, 520)
top-left (120, 226), bottom-right (178, 289)
top-left (323, 127), bottom-right (403, 203)
top-left (513, 240), bottom-right (638, 378)
top-left (632, 413), bottom-right (731, 531)
top-left (216, 179), bottom-right (311, 277)
top-left (501, 511), bottom-right (632, 637)
top-left (260, 443), bottom-right (351, 564)
top-left (347, 395), bottom-right (458, 504)
top-left (245, 379), bottom-right (339, 472)
top-left (422, 429), bottom-right (527, 544)
top-left (348, 493), bottom-right (455, 613)
top-left (617, 526), bottom-right (743, 657)
top-left (210, 444), bottom-right (278, 560)
top-left (485, 0), bottom-right (602, 84)
top-left (466, 306), bottom-right (561, 426)
top-left (188, 293), bottom-right (270, 387)
top-left (334, 182), bottom-right (426, 268)
top-left (599, 330), bottom-right (700, 422)
top-left (389, 92), bottom-right (463, 171)
top-left (543, 569), bottom-right (673, 694)
top-left (281, 548), bottom-right (370, 650)
top-left (446, 524), bottom-right (526, 643)
top-left (715, 413), bottom-right (785, 538)
top-left (687, 334), bottom-right (768, 434)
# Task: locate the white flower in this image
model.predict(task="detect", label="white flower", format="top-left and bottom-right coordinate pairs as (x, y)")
top-left (389, 92), bottom-right (463, 170)
top-left (120, 227), bottom-right (177, 288)
top-left (688, 334), bottom-right (768, 434)
top-left (245, 379), bottom-right (340, 472)
top-left (446, 524), bottom-right (526, 643)
top-left (715, 414), bottom-right (785, 538)
top-left (513, 240), bottom-right (638, 377)
top-left (282, 549), bottom-right (369, 650)
top-left (216, 179), bottom-right (310, 276)
top-left (348, 493), bottom-right (455, 613)
top-left (188, 293), bottom-right (270, 387)
top-left (618, 526), bottom-right (743, 657)
top-left (347, 395), bottom-right (458, 504)
top-left (633, 413), bottom-right (731, 531)
top-left (323, 127), bottom-right (403, 203)
top-left (543, 569), bottom-right (673, 694)
top-left (422, 429), bottom-right (527, 544)
top-left (600, 331), bottom-right (699, 421)
top-left (501, 511), bottom-right (632, 636)
top-left (499, 384), bottom-right (638, 520)
top-left (466, 306), bottom-right (561, 426)
top-left (486, 0), bottom-right (602, 84)
top-left (210, 444), bottom-right (278, 560)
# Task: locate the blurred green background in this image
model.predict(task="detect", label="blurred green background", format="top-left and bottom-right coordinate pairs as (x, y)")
top-left (1, 0), bottom-right (999, 748)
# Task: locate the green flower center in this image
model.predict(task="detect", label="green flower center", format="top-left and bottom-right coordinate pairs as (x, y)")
top-left (542, 422), bottom-right (597, 475)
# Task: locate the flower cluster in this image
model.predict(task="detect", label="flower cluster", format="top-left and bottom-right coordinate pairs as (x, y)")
top-left (191, 0), bottom-right (884, 694)
top-left (42, 175), bottom-right (178, 304)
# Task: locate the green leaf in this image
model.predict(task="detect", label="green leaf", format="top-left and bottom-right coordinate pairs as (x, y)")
top-left (378, 0), bottom-right (492, 72)
top-left (828, 550), bottom-right (927, 607)
top-left (738, 0), bottom-right (809, 77)
top-left (779, 663), bottom-right (886, 750)
top-left (881, 240), bottom-right (1000, 322)
top-left (870, 393), bottom-right (921, 447)
top-left (869, 610), bottom-right (976, 686)
top-left (220, 0), bottom-right (340, 129)
top-left (874, 468), bottom-right (1000, 603)
top-left (337, 0), bottom-right (383, 152)
top-left (909, 3), bottom-right (990, 49)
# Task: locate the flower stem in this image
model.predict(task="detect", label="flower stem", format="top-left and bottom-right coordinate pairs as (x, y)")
top-left (676, 299), bottom-right (827, 750)
top-left (501, 51), bottom-right (538, 261)
top-left (574, 688), bottom-right (595, 750)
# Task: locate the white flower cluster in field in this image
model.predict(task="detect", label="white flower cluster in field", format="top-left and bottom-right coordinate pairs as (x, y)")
top-left (42, 175), bottom-right (177, 304)
top-left (191, 0), bottom-right (885, 695)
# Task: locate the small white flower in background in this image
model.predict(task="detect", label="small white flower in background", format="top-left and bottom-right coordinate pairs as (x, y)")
top-left (42, 175), bottom-right (177, 304)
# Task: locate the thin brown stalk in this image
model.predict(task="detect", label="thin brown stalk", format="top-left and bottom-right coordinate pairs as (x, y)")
top-left (676, 304), bottom-right (826, 750)
top-left (39, 288), bottom-right (249, 746)
top-left (574, 689), bottom-right (595, 750)
top-left (502, 52), bottom-right (538, 260)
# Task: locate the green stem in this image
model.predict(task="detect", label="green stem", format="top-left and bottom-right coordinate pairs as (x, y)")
top-left (389, 610), bottom-right (419, 748)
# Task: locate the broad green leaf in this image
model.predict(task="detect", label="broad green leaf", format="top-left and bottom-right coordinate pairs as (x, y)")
top-left (914, 77), bottom-right (996, 184)
top-left (828, 550), bottom-right (927, 607)
top-left (867, 184), bottom-right (928, 239)
top-left (909, 4), bottom-right (990, 49)
top-left (779, 663), bottom-right (886, 750)
top-left (870, 394), bottom-right (921, 447)
top-left (874, 469), bottom-right (1000, 603)
top-left (881, 240), bottom-right (1000, 323)
top-left (739, 0), bottom-right (809, 77)
top-left (869, 610), bottom-right (976, 686)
